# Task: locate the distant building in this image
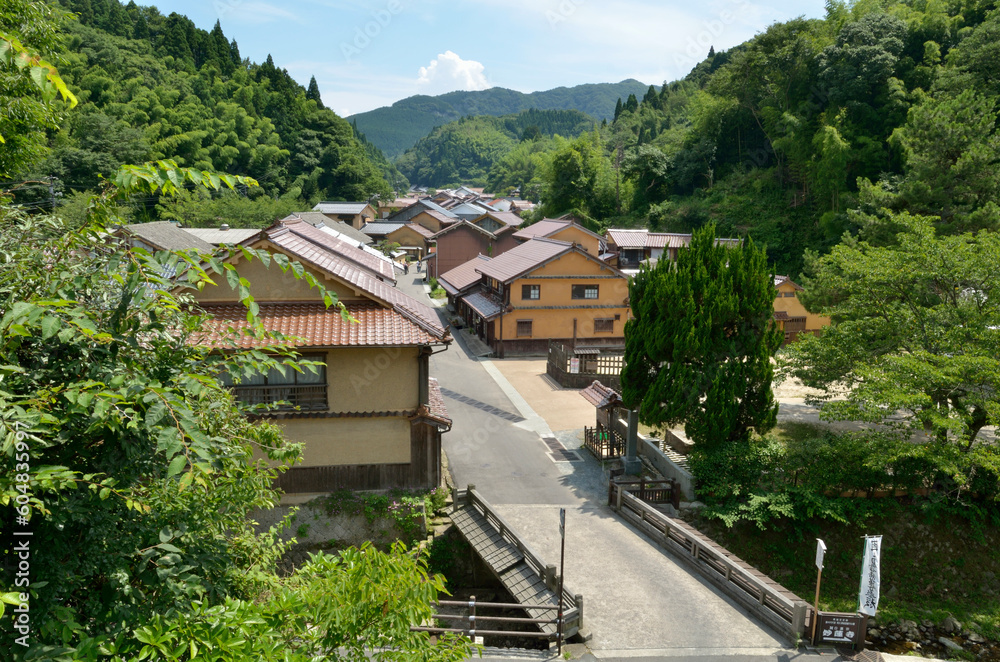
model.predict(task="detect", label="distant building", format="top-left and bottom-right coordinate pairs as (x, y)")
top-left (773, 276), bottom-right (830, 344)
top-left (312, 201), bottom-right (377, 229)
top-left (452, 238), bottom-right (631, 357)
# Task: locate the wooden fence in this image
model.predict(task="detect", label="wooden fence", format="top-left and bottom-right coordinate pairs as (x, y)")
top-left (583, 425), bottom-right (625, 459)
top-left (607, 482), bottom-right (810, 644)
top-left (546, 341), bottom-right (622, 391)
top-left (608, 477), bottom-right (680, 510)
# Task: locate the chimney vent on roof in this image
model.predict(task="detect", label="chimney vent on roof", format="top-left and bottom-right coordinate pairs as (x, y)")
top-left (220, 223), bottom-right (230, 231)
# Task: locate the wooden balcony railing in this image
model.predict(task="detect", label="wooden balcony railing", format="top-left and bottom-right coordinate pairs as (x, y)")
top-left (230, 384), bottom-right (328, 411)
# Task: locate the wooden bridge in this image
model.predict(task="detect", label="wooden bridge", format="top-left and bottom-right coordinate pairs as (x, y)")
top-left (449, 485), bottom-right (584, 641)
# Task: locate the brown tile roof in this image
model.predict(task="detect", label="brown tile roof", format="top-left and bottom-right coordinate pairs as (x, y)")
top-left (580, 380), bottom-right (622, 409)
top-left (512, 219), bottom-right (571, 241)
top-left (608, 228), bottom-right (740, 250)
top-left (463, 291), bottom-right (503, 320)
top-left (475, 237), bottom-right (573, 283)
top-left (423, 377), bottom-right (451, 427)
top-left (277, 216), bottom-right (395, 281)
top-left (773, 310), bottom-right (790, 321)
top-left (429, 219), bottom-right (496, 241)
top-left (474, 211), bottom-right (524, 228)
top-left (438, 255), bottom-right (490, 295)
top-left (260, 225), bottom-right (448, 339)
top-left (419, 210), bottom-right (459, 227)
top-left (395, 223), bottom-right (435, 239)
top-left (290, 212), bottom-right (374, 245)
top-left (193, 301), bottom-right (439, 348)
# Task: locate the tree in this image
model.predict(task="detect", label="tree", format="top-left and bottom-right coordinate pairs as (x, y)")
top-left (0, 1), bottom-right (78, 177)
top-left (306, 75), bottom-right (324, 108)
top-left (622, 224), bottom-right (782, 492)
top-left (785, 213), bottom-right (1000, 452)
top-left (888, 89), bottom-right (1000, 234)
top-left (613, 97), bottom-right (623, 122)
top-left (0, 161), bottom-right (474, 660)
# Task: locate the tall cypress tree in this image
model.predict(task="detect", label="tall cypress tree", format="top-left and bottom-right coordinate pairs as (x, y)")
top-left (622, 223), bottom-right (781, 488)
top-left (613, 97), bottom-right (623, 122)
top-left (306, 75), bottom-right (325, 108)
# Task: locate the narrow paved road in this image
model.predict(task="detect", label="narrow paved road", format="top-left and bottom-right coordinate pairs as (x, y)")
top-left (394, 274), bottom-right (796, 657)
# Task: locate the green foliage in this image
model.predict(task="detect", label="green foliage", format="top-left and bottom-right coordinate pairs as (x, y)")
top-left (155, 188), bottom-right (302, 229)
top-left (317, 489), bottom-right (429, 546)
top-left (785, 213), bottom-right (1000, 455)
top-left (0, 1), bottom-right (78, 177)
top-left (0, 159), bottom-right (466, 659)
top-left (351, 79), bottom-right (651, 158)
top-left (395, 109), bottom-right (595, 187)
top-left (622, 223), bottom-right (782, 497)
top-left (10, 0), bottom-right (392, 207)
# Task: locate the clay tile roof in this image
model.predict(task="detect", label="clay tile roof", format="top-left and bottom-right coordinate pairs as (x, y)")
top-left (606, 229), bottom-right (649, 250)
top-left (463, 291), bottom-right (503, 320)
top-left (646, 233), bottom-right (694, 249)
top-left (362, 221), bottom-right (406, 237)
top-left (438, 255), bottom-right (491, 295)
top-left (513, 219), bottom-right (571, 241)
top-left (393, 223), bottom-right (434, 239)
top-left (481, 211), bottom-right (525, 227)
top-left (261, 226), bottom-right (448, 340)
top-left (425, 377), bottom-right (451, 426)
top-left (277, 216), bottom-right (395, 281)
top-left (773, 311), bottom-right (790, 321)
top-left (312, 202), bottom-right (371, 215)
top-left (123, 222), bottom-right (216, 253)
top-left (192, 301), bottom-right (438, 348)
top-left (475, 238), bottom-right (572, 283)
top-left (182, 227), bottom-right (261, 245)
top-left (292, 212), bottom-right (373, 244)
top-left (580, 380), bottom-right (623, 409)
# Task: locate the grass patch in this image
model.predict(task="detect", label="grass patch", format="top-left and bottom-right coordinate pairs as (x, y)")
top-left (692, 504), bottom-right (1000, 638)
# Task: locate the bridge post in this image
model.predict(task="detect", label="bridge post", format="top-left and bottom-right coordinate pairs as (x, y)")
top-left (545, 564), bottom-right (557, 591)
top-left (466, 484), bottom-right (475, 507)
top-left (623, 410), bottom-right (641, 475)
top-left (575, 594), bottom-right (584, 626)
top-left (791, 600), bottom-right (808, 639)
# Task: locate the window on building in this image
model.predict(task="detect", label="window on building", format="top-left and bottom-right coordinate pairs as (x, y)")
top-left (572, 284), bottom-right (599, 300)
top-left (516, 320), bottom-right (533, 337)
top-left (594, 318), bottom-right (614, 333)
top-left (522, 284), bottom-right (540, 300)
top-left (783, 291), bottom-right (796, 298)
top-left (224, 355), bottom-right (327, 411)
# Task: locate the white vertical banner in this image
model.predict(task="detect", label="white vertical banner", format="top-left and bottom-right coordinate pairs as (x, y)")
top-left (858, 535), bottom-right (882, 616)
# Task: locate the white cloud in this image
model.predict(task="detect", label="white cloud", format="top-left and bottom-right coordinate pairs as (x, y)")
top-left (416, 51), bottom-right (490, 96)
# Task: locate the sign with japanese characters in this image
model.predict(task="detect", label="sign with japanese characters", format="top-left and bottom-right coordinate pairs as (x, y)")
top-left (817, 612), bottom-right (862, 645)
top-left (858, 535), bottom-right (882, 617)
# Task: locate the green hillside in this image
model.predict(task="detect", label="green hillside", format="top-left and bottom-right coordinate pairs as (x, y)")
top-left (349, 79), bottom-right (651, 158)
top-left (10, 0), bottom-right (401, 216)
top-left (394, 109), bottom-right (596, 188)
top-left (488, 1), bottom-right (1000, 278)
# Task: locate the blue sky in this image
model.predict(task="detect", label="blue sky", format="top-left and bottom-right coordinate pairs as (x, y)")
top-left (147, 0), bottom-right (828, 117)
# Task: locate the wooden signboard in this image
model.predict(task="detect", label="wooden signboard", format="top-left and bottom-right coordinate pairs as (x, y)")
top-left (816, 612), bottom-right (863, 647)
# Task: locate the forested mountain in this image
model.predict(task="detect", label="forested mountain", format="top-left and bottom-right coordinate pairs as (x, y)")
top-left (394, 109), bottom-right (596, 188)
top-left (11, 0), bottom-right (401, 218)
top-left (491, 0), bottom-right (1000, 277)
top-left (349, 79), bottom-right (651, 158)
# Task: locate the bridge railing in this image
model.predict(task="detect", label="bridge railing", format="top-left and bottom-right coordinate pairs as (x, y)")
top-left (453, 486), bottom-right (583, 637)
top-left (608, 482), bottom-right (810, 644)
